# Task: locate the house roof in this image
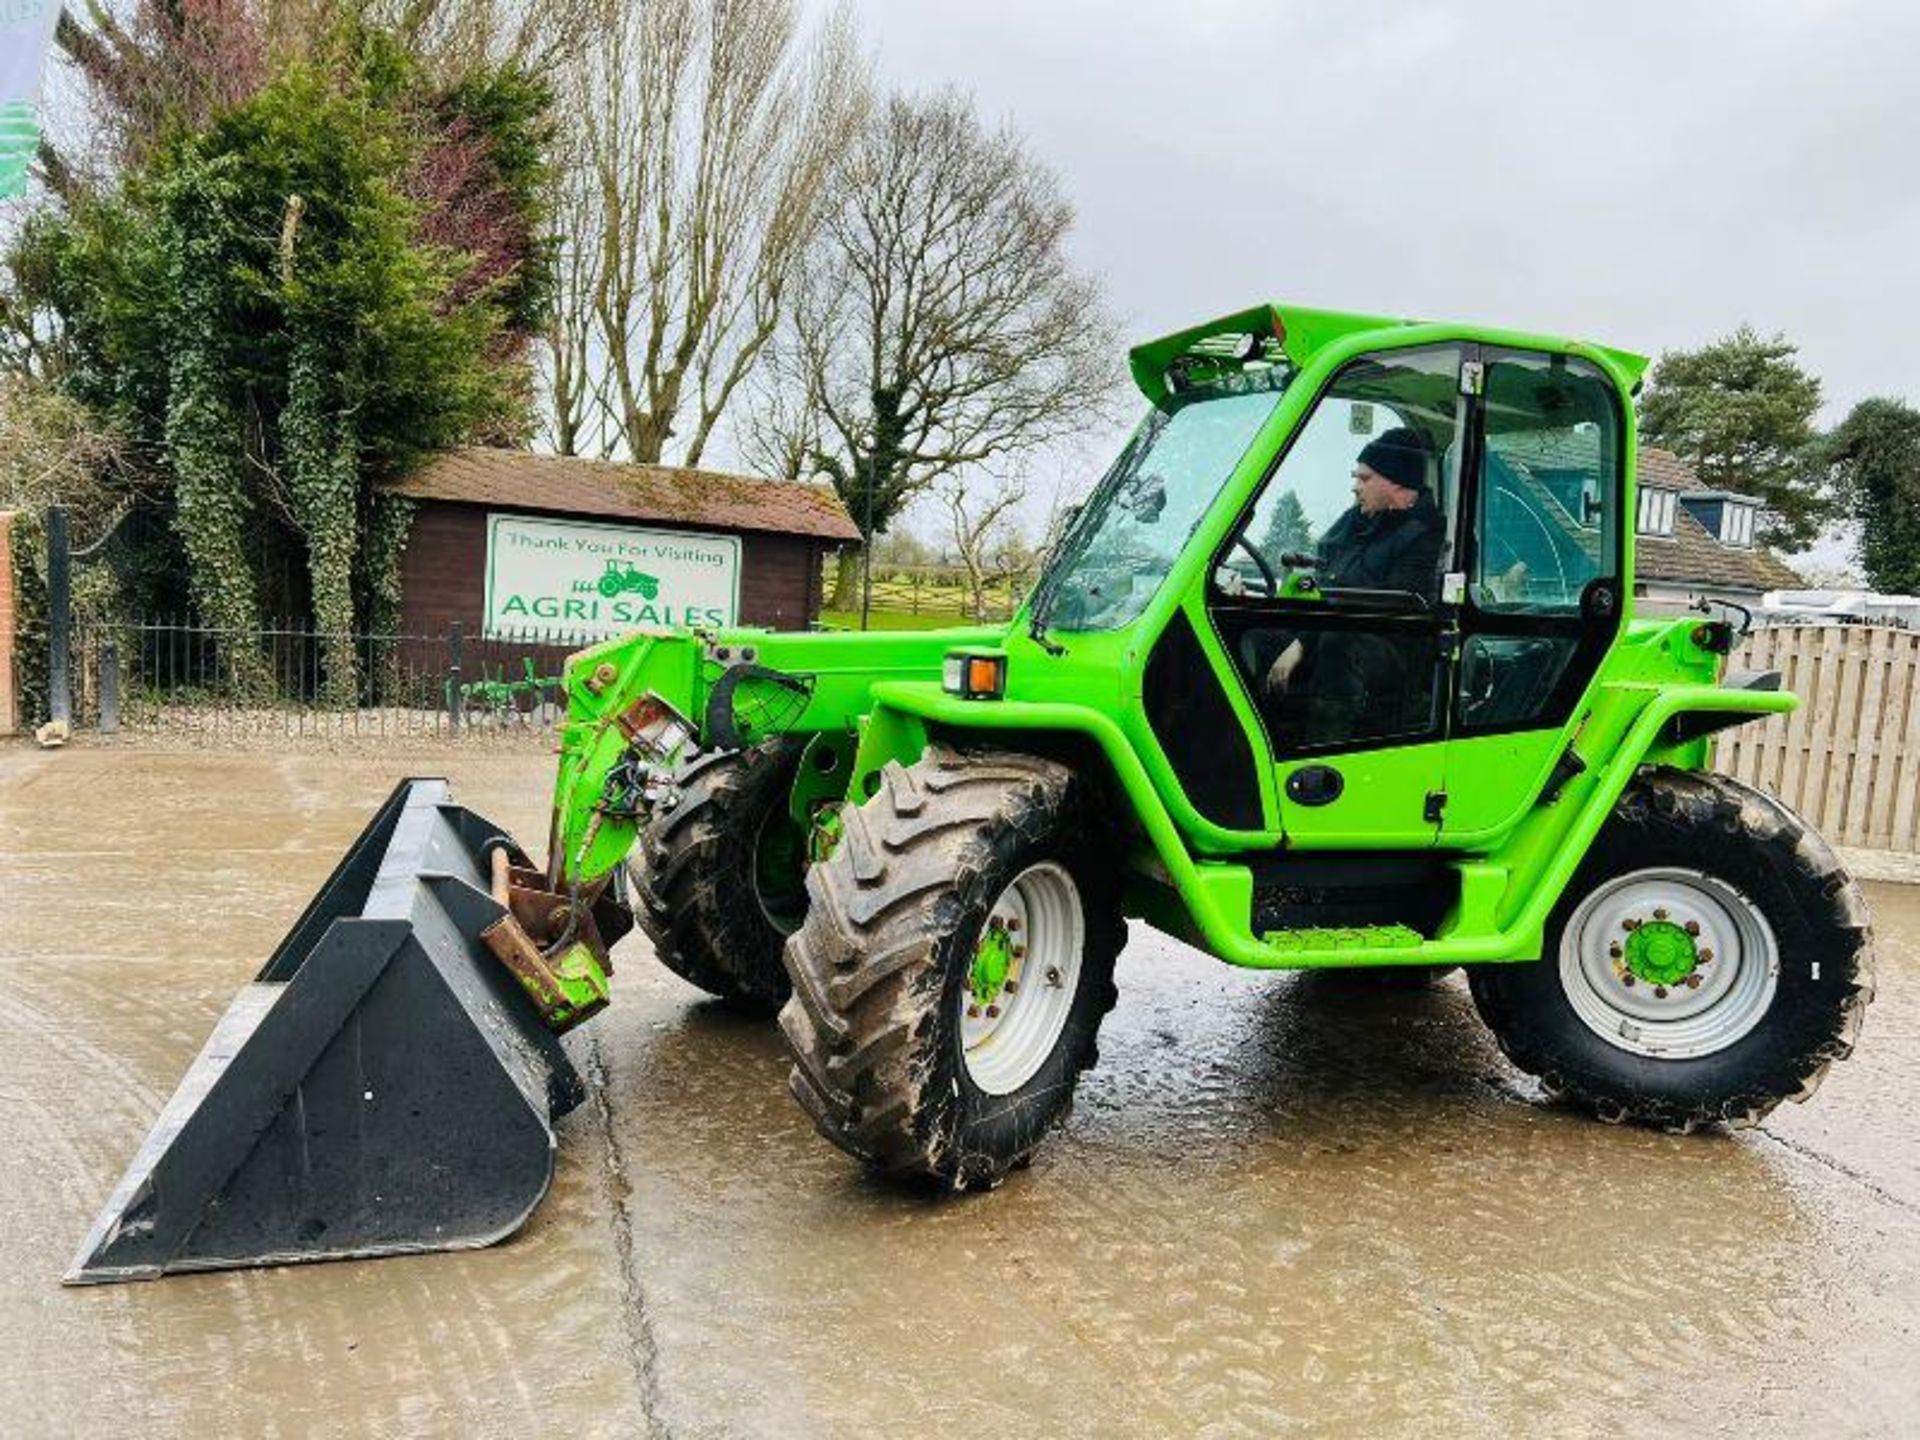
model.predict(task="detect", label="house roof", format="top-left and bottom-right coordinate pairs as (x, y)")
top-left (1636, 502), bottom-right (1804, 592)
top-left (1632, 445), bottom-right (1801, 592)
top-left (1636, 445), bottom-right (1705, 493)
top-left (1637, 445), bottom-right (1763, 506)
top-left (385, 448), bottom-right (863, 543)
top-left (1497, 437), bottom-right (1802, 594)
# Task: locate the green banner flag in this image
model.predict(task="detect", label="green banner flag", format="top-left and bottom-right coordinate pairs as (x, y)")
top-left (1, 0), bottom-right (63, 198)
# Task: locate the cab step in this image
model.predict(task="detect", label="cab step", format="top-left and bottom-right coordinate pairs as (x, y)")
top-left (1260, 923), bottom-right (1426, 960)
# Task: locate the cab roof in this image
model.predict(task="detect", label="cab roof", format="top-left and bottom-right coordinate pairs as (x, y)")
top-left (1127, 302), bottom-right (1649, 407)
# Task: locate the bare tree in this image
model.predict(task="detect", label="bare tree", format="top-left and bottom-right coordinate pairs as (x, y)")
top-left (938, 471), bottom-right (1029, 620)
top-left (736, 342), bottom-right (824, 480)
top-left (539, 85), bottom-right (605, 455)
top-left (749, 89), bottom-right (1120, 607)
top-left (0, 372), bottom-right (132, 527)
top-left (542, 0), bottom-right (866, 462)
top-left (372, 0), bottom-right (601, 76)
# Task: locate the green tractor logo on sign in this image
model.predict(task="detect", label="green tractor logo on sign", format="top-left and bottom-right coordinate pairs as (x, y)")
top-left (597, 560), bottom-right (661, 600)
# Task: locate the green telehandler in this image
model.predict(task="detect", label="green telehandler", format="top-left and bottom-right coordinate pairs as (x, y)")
top-left (69, 303), bottom-right (1873, 1282)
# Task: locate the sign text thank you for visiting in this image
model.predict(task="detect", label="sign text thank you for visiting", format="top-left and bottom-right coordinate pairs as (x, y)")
top-left (484, 513), bottom-right (741, 639)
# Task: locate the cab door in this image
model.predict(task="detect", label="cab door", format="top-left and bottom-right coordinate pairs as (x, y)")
top-left (1205, 344), bottom-right (1468, 848)
top-left (1437, 348), bottom-right (1626, 842)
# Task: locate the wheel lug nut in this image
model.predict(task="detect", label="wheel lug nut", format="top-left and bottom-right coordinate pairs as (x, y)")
top-left (1653, 908), bottom-right (1669, 921)
top-left (985, 1004), bottom-right (1001, 1019)
top-left (1012, 945), bottom-right (1027, 959)
top-left (1654, 985), bottom-right (1669, 999)
top-left (1609, 943), bottom-right (1623, 958)
top-left (1684, 920), bottom-right (1701, 936)
top-left (1698, 947), bottom-right (1713, 962)
top-left (1622, 973), bottom-right (1636, 987)
top-left (1622, 918), bottom-right (1640, 931)
top-left (1685, 975), bottom-right (1702, 989)
top-left (1004, 980), bottom-right (1019, 994)
top-left (1007, 918), bottom-right (1022, 932)
top-left (967, 1004), bottom-right (981, 1018)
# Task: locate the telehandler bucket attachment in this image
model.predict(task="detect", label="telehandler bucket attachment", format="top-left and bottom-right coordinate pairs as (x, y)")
top-left (66, 779), bottom-right (619, 1285)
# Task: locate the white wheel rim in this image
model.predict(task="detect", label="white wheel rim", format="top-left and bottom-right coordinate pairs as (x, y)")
top-left (1558, 867), bottom-right (1779, 1059)
top-left (959, 862), bottom-right (1085, 1095)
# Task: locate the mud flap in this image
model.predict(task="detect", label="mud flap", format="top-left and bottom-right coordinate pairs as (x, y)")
top-left (66, 779), bottom-right (587, 1284)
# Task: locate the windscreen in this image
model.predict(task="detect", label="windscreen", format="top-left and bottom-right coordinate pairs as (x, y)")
top-left (1034, 376), bottom-right (1288, 632)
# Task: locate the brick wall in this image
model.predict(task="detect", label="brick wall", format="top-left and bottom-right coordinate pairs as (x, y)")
top-left (395, 501), bottom-right (825, 637)
top-left (0, 511), bottom-right (16, 735)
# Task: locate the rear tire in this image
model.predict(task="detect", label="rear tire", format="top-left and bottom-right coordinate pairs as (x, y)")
top-left (632, 738), bottom-right (809, 1015)
top-left (1470, 769), bottom-right (1874, 1130)
top-left (779, 748), bottom-right (1124, 1189)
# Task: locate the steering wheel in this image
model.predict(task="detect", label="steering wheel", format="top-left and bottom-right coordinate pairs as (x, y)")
top-left (1232, 534), bottom-right (1279, 597)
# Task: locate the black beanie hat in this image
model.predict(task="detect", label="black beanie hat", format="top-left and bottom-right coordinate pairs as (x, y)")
top-left (1356, 426), bottom-right (1428, 492)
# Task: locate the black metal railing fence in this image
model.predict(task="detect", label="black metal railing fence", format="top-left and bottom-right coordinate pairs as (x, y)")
top-left (64, 616), bottom-right (594, 741)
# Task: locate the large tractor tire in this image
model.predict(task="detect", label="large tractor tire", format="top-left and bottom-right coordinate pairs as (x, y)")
top-left (632, 738), bottom-right (809, 1015)
top-left (780, 748), bottom-right (1124, 1189)
top-left (1470, 769), bottom-right (1874, 1131)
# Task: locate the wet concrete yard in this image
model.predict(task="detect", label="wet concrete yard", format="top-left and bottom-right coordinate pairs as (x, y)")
top-left (3, 745), bottom-right (1918, 1437)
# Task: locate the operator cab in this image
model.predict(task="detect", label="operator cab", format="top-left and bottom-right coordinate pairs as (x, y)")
top-left (1205, 344), bottom-right (1624, 796)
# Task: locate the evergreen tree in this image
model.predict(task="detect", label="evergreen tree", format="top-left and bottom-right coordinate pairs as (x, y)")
top-left (1823, 398), bottom-right (1920, 595)
top-left (1638, 326), bottom-right (1827, 549)
top-left (10, 24), bottom-right (550, 697)
top-left (1259, 488), bottom-right (1314, 559)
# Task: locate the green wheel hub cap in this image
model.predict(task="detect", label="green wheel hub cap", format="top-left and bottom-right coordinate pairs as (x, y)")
top-left (1624, 919), bottom-right (1700, 986)
top-left (970, 921), bottom-right (1014, 1006)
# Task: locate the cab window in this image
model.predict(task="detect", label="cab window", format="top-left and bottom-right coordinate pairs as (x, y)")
top-left (1212, 345), bottom-right (1464, 752)
top-left (1456, 351), bottom-right (1622, 733)
top-left (1471, 354), bottom-right (1618, 613)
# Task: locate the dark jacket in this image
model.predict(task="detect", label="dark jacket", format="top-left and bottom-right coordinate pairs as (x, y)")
top-left (1294, 492), bottom-right (1446, 742)
top-left (1315, 490), bottom-right (1446, 598)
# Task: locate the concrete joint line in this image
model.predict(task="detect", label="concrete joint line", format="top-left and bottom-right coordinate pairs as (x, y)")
top-left (1754, 1126), bottom-right (1920, 1221)
top-left (587, 1029), bottom-right (672, 1437)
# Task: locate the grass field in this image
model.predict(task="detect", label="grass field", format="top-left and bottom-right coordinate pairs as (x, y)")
top-left (818, 566), bottom-right (1027, 630)
top-left (817, 608), bottom-right (993, 632)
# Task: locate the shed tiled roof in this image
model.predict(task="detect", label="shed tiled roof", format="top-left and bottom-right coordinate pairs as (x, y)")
top-left (385, 448), bottom-right (862, 543)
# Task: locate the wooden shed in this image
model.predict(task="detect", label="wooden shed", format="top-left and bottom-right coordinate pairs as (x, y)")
top-left (383, 448), bottom-right (861, 639)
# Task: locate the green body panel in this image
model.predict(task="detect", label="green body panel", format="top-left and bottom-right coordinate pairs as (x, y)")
top-left (551, 625), bottom-right (995, 885)
top-left (536, 941), bottom-right (614, 1027)
top-left (1274, 745), bottom-right (1447, 849)
top-left (546, 302), bottom-right (1791, 974)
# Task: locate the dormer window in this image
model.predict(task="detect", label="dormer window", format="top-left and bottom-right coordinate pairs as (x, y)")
top-left (1721, 501), bottom-right (1756, 547)
top-left (1637, 487), bottom-right (1676, 536)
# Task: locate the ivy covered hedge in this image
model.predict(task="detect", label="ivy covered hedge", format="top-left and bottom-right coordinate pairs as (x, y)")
top-left (6, 19), bottom-right (551, 703)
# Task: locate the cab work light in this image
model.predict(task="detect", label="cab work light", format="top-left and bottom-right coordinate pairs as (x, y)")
top-left (942, 650), bottom-right (1007, 700)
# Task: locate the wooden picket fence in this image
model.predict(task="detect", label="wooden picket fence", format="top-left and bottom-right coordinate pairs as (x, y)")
top-left (1715, 624), bottom-right (1920, 854)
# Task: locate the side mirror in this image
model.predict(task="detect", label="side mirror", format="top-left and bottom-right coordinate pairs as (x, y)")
top-left (1118, 472), bottom-right (1166, 523)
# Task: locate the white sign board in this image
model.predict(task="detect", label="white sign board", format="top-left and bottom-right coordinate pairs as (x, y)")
top-left (1, 0), bottom-right (64, 199)
top-left (483, 513), bottom-right (741, 639)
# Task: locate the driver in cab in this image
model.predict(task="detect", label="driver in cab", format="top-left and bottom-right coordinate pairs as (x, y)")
top-left (1263, 426), bottom-right (1446, 736)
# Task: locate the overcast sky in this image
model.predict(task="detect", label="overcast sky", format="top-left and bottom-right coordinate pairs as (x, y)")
top-left (837, 1), bottom-right (1915, 565)
top-left (845, 1), bottom-right (1916, 436)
